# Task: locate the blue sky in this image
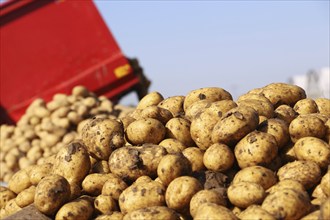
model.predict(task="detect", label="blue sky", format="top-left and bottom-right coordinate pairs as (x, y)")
top-left (94, 1), bottom-right (329, 104)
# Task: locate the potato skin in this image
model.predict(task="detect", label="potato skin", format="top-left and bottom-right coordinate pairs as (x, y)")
top-left (34, 174), bottom-right (71, 215)
top-left (293, 137), bottom-right (330, 169)
top-left (55, 196), bottom-right (94, 220)
top-left (15, 185), bottom-right (35, 208)
top-left (234, 131), bottom-right (278, 168)
top-left (139, 106), bottom-right (173, 125)
top-left (158, 95), bottom-right (185, 117)
top-left (52, 141), bottom-right (91, 184)
top-left (189, 189), bottom-right (227, 217)
top-left (228, 182), bottom-right (266, 208)
top-left (159, 138), bottom-right (187, 153)
top-left (232, 166), bottom-right (277, 190)
top-left (82, 118), bottom-right (125, 160)
top-left (190, 100), bottom-right (237, 150)
top-left (8, 169), bottom-right (32, 194)
top-left (157, 153), bottom-right (192, 186)
top-left (238, 99), bottom-right (274, 119)
top-left (182, 147), bottom-right (205, 172)
top-left (136, 92), bottom-right (164, 110)
top-left (0, 187), bottom-right (16, 209)
top-left (277, 160), bottom-right (321, 189)
top-left (239, 205), bottom-right (276, 220)
top-left (165, 176), bottom-right (203, 213)
top-left (262, 188), bottom-right (311, 220)
top-left (289, 115), bottom-right (327, 143)
top-left (123, 206), bottom-right (181, 220)
top-left (183, 87), bottom-right (232, 111)
top-left (126, 118), bottom-right (166, 145)
top-left (315, 98), bottom-right (330, 116)
top-left (194, 203), bottom-right (237, 220)
top-left (203, 143), bottom-right (234, 172)
top-left (165, 117), bottom-right (195, 147)
top-left (28, 163), bottom-right (53, 185)
top-left (95, 194), bottom-right (118, 215)
top-left (109, 144), bottom-right (167, 181)
top-left (275, 104), bottom-right (298, 124)
top-left (258, 118), bottom-right (290, 149)
top-left (102, 177), bottom-right (128, 200)
top-left (119, 177), bottom-right (166, 214)
top-left (320, 198), bottom-right (330, 220)
top-left (212, 106), bottom-right (259, 146)
top-left (320, 171), bottom-right (330, 197)
top-left (82, 173), bottom-right (118, 196)
top-left (293, 98), bottom-right (319, 115)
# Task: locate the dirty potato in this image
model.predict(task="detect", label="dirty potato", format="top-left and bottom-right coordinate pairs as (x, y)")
top-left (234, 131), bottom-right (278, 168)
top-left (126, 118), bottom-right (166, 145)
top-left (123, 206), bottom-right (181, 220)
top-left (82, 118), bottom-right (125, 160)
top-left (212, 106), bottom-right (259, 146)
top-left (293, 98), bottom-right (319, 115)
top-left (136, 92), bottom-right (164, 110)
top-left (203, 143), bottom-right (234, 172)
top-left (165, 117), bottom-right (195, 147)
top-left (55, 196), bottom-right (94, 220)
top-left (158, 96), bottom-right (185, 117)
top-left (182, 147), bottom-right (205, 172)
top-left (228, 182), bottom-right (266, 208)
top-left (34, 174), bottom-right (71, 215)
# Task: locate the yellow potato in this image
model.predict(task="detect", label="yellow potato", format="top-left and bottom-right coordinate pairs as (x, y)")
top-left (194, 203), bottom-right (237, 220)
top-left (158, 95), bottom-right (185, 117)
top-left (228, 182), bottom-right (266, 208)
top-left (203, 143), bottom-right (234, 172)
top-left (55, 196), bottom-right (94, 220)
top-left (136, 92), bottom-right (164, 110)
top-left (165, 117), bottom-right (195, 147)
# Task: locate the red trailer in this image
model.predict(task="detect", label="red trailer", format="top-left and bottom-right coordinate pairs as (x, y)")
top-left (0, 0), bottom-right (150, 124)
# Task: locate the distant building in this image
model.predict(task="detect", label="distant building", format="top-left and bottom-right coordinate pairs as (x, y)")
top-left (289, 67), bottom-right (330, 99)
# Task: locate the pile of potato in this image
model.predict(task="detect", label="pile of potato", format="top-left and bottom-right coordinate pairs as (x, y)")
top-left (1, 82), bottom-right (330, 220)
top-left (0, 86), bottom-right (134, 182)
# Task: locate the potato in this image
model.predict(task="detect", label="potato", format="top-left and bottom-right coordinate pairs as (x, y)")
top-left (136, 92), bottom-right (164, 110)
top-left (95, 212), bottom-right (124, 220)
top-left (159, 138), bottom-right (187, 153)
top-left (238, 99), bottom-right (274, 118)
top-left (239, 205), bottom-right (276, 220)
top-left (289, 115), bottom-right (327, 143)
top-left (262, 188), bottom-right (311, 220)
top-left (109, 144), bottom-right (167, 181)
top-left (258, 118), bottom-right (290, 149)
top-left (82, 117), bottom-right (125, 160)
top-left (34, 174), bottom-right (71, 215)
top-left (189, 189), bottom-right (226, 217)
top-left (190, 100), bottom-right (237, 149)
top-left (232, 166), bottom-right (277, 190)
top-left (194, 203), bottom-right (237, 220)
top-left (15, 185), bottom-right (35, 208)
top-left (139, 106), bottom-right (173, 125)
top-left (126, 118), bottom-right (165, 145)
top-left (234, 131), bottom-right (278, 168)
top-left (274, 105), bottom-right (298, 124)
top-left (157, 153), bottom-right (192, 186)
top-left (55, 196), bottom-right (94, 220)
top-left (119, 176), bottom-right (165, 214)
top-left (123, 206), bottom-right (181, 220)
top-left (266, 179), bottom-right (306, 195)
top-left (228, 182), bottom-right (266, 208)
top-left (279, 142), bottom-right (297, 163)
top-left (293, 137), bottom-right (330, 169)
top-left (320, 171), bottom-right (330, 197)
top-left (277, 160), bottom-right (321, 189)
top-left (259, 83), bottom-right (306, 107)
top-left (212, 106), bottom-right (259, 146)
top-left (315, 98), bottom-right (330, 116)
top-left (72, 85), bottom-right (89, 97)
top-left (8, 168), bottom-right (32, 194)
top-left (165, 117), bottom-right (195, 147)
top-left (293, 98), bottom-right (319, 115)
top-left (312, 184), bottom-right (327, 199)
top-left (182, 147), bottom-right (205, 172)
top-left (69, 182), bottom-right (82, 201)
top-left (52, 141), bottom-right (91, 184)
top-left (92, 160), bottom-right (111, 174)
top-left (95, 195), bottom-right (118, 214)
top-left (183, 87), bottom-right (232, 111)
top-left (165, 176), bottom-right (202, 213)
top-left (301, 210), bottom-right (321, 220)
top-left (203, 143), bottom-right (234, 172)
top-left (158, 95), bottom-right (185, 117)
top-left (184, 100), bottom-right (211, 121)
top-left (102, 176), bottom-right (128, 200)
top-left (0, 186), bottom-right (16, 209)
top-left (320, 198), bottom-right (330, 220)
top-left (82, 173), bottom-right (118, 196)
top-left (3, 199), bottom-right (21, 217)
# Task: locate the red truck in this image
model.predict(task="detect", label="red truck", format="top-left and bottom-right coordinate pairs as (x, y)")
top-left (0, 0), bottom-right (150, 124)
